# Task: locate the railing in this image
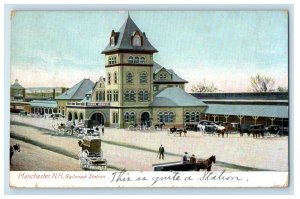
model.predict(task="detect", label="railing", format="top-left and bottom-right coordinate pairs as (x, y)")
top-left (67, 102), bottom-right (110, 107)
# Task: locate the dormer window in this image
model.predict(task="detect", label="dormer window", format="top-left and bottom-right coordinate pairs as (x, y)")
top-left (131, 31), bottom-right (143, 47)
top-left (159, 73), bottom-right (167, 80)
top-left (110, 37), bottom-right (115, 47)
top-left (133, 35), bottom-right (141, 46)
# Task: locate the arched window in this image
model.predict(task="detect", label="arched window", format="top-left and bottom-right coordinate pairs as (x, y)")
top-left (185, 112), bottom-right (190, 122)
top-left (107, 90), bottom-right (112, 102)
top-left (144, 91), bottom-right (149, 101)
top-left (158, 111), bottom-right (175, 123)
top-left (196, 112), bottom-right (200, 122)
top-left (128, 56), bottom-right (133, 64)
top-left (138, 90), bottom-right (143, 101)
top-left (126, 72), bottom-right (133, 83)
top-left (191, 112), bottom-right (195, 122)
top-left (158, 112), bottom-right (164, 123)
top-left (132, 35), bottom-right (141, 46)
top-left (99, 92), bottom-right (102, 101)
top-left (114, 72), bottom-right (117, 84)
top-left (107, 73), bottom-right (111, 84)
top-left (96, 91), bottom-right (99, 101)
top-left (124, 90), bottom-right (130, 102)
top-left (140, 57), bottom-right (145, 64)
top-left (124, 112), bottom-right (129, 122)
top-left (113, 90), bottom-right (118, 102)
top-left (140, 72), bottom-right (147, 83)
top-left (164, 112), bottom-right (169, 122)
top-left (130, 112), bottom-right (135, 122)
top-left (138, 90), bottom-right (149, 101)
top-left (169, 112), bottom-right (174, 122)
top-left (134, 57), bottom-right (139, 64)
top-left (130, 90), bottom-right (136, 102)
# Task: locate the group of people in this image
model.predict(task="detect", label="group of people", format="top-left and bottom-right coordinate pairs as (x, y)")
top-left (158, 145), bottom-right (196, 164)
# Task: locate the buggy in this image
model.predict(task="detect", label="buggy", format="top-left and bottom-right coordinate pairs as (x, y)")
top-left (78, 137), bottom-right (107, 170)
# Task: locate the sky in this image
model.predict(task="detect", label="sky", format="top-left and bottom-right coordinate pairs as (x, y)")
top-left (10, 11), bottom-right (288, 92)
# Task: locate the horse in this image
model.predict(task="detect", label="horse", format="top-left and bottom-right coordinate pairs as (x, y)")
top-left (176, 128), bottom-right (187, 137)
top-left (215, 125), bottom-right (227, 138)
top-left (154, 122), bottom-right (165, 130)
top-left (10, 144), bottom-right (20, 165)
top-left (250, 129), bottom-right (264, 138)
top-left (195, 155), bottom-right (216, 171)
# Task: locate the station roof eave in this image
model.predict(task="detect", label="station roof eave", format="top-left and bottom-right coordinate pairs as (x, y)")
top-left (204, 104), bottom-right (288, 118)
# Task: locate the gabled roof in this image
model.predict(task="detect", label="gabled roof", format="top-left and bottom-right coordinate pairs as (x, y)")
top-left (11, 79), bottom-right (24, 89)
top-left (102, 15), bottom-right (158, 54)
top-left (56, 79), bottom-right (94, 100)
top-left (150, 87), bottom-right (207, 107)
top-left (153, 62), bottom-right (188, 83)
top-left (205, 104), bottom-right (288, 118)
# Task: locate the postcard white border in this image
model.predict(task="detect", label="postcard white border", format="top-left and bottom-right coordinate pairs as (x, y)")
top-left (2, 1), bottom-right (297, 197)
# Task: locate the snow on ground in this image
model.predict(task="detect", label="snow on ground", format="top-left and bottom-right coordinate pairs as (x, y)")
top-left (10, 138), bottom-right (81, 171)
top-left (11, 114), bottom-right (288, 171)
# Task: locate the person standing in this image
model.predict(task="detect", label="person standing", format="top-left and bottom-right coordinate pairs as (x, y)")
top-left (158, 144), bottom-right (165, 160)
top-left (102, 125), bottom-right (104, 135)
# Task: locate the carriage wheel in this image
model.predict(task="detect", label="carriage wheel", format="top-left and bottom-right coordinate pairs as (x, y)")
top-left (128, 125), bottom-right (134, 131)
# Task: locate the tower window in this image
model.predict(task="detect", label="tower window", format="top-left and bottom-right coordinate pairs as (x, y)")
top-left (107, 90), bottom-right (112, 102)
top-left (108, 56), bottom-right (116, 65)
top-left (114, 72), bottom-right (117, 84)
top-left (140, 72), bottom-right (147, 84)
top-left (124, 90), bottom-right (130, 102)
top-left (129, 90), bottom-right (136, 102)
top-left (107, 73), bottom-right (111, 85)
top-left (134, 57), bottom-right (139, 64)
top-left (113, 90), bottom-right (119, 102)
top-left (126, 72), bottom-right (133, 83)
top-left (140, 57), bottom-right (145, 64)
top-left (128, 56), bottom-right (134, 64)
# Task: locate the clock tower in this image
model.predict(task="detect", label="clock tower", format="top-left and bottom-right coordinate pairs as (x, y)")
top-left (101, 14), bottom-right (158, 127)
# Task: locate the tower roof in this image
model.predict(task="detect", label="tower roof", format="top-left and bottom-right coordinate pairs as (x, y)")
top-left (102, 15), bottom-right (158, 54)
top-left (11, 79), bottom-right (24, 89)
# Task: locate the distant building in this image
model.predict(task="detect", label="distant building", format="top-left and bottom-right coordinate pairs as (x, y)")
top-left (26, 87), bottom-right (68, 101)
top-left (55, 78), bottom-right (95, 117)
top-left (10, 79), bottom-right (25, 101)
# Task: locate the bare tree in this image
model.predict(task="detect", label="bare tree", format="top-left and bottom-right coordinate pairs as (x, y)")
top-left (191, 79), bottom-right (218, 92)
top-left (250, 74), bottom-right (275, 92)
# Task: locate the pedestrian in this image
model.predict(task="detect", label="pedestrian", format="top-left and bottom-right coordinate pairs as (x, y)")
top-left (182, 152), bottom-right (189, 164)
top-left (102, 125), bottom-right (104, 135)
top-left (158, 144), bottom-right (165, 160)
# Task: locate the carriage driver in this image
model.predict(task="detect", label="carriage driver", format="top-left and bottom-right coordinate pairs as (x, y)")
top-left (182, 152), bottom-right (189, 164)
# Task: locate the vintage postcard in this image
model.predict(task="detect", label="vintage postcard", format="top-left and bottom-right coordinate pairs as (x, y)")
top-left (9, 10), bottom-right (289, 188)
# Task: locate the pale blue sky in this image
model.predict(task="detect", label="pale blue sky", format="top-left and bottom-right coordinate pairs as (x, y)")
top-left (11, 11), bottom-right (288, 91)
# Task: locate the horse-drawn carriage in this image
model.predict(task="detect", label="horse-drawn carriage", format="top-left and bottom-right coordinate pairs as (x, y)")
top-left (78, 137), bottom-right (107, 171)
top-left (153, 155), bottom-right (216, 171)
top-left (52, 122), bottom-right (74, 135)
top-left (168, 126), bottom-right (187, 136)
